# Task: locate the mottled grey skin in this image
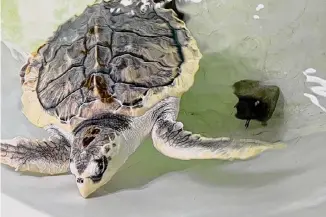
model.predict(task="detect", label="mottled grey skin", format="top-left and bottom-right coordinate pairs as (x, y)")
top-left (0, 0), bottom-right (283, 198)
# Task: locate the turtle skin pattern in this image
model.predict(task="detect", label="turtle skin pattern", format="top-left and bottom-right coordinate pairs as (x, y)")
top-left (21, 0), bottom-right (195, 123)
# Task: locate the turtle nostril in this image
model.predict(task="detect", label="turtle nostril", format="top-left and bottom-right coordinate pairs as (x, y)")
top-left (77, 178), bottom-right (84, 184)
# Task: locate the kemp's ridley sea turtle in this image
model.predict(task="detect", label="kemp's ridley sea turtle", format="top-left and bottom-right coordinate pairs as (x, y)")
top-left (0, 0), bottom-right (284, 198)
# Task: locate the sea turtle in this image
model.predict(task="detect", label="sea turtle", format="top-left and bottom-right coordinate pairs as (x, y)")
top-left (0, 0), bottom-right (284, 198)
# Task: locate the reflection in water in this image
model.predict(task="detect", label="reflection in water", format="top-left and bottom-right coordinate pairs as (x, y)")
top-left (303, 68), bottom-right (326, 112)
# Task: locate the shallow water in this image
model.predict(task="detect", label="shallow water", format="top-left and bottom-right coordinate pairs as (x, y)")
top-left (1, 0), bottom-right (326, 216)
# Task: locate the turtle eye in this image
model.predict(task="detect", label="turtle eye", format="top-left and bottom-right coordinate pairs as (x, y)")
top-left (89, 174), bottom-right (102, 183)
top-left (89, 156), bottom-right (108, 183)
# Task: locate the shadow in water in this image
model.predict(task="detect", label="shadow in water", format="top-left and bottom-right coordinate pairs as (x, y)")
top-left (187, 164), bottom-right (305, 189)
top-left (92, 139), bottom-right (226, 197)
top-left (179, 51), bottom-right (285, 142)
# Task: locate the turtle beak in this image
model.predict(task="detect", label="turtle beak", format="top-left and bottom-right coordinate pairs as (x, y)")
top-left (76, 178), bottom-right (98, 198)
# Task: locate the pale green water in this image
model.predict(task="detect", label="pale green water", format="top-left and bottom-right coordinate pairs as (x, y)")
top-left (2, 0), bottom-right (95, 51)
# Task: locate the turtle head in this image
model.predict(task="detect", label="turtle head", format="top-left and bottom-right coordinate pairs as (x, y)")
top-left (69, 125), bottom-right (122, 198)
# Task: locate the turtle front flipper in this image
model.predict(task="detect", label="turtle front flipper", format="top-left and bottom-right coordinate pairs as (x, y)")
top-left (151, 117), bottom-right (285, 161)
top-left (0, 127), bottom-right (71, 175)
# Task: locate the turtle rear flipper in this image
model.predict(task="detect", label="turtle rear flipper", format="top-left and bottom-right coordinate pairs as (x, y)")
top-left (0, 127), bottom-right (71, 175)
